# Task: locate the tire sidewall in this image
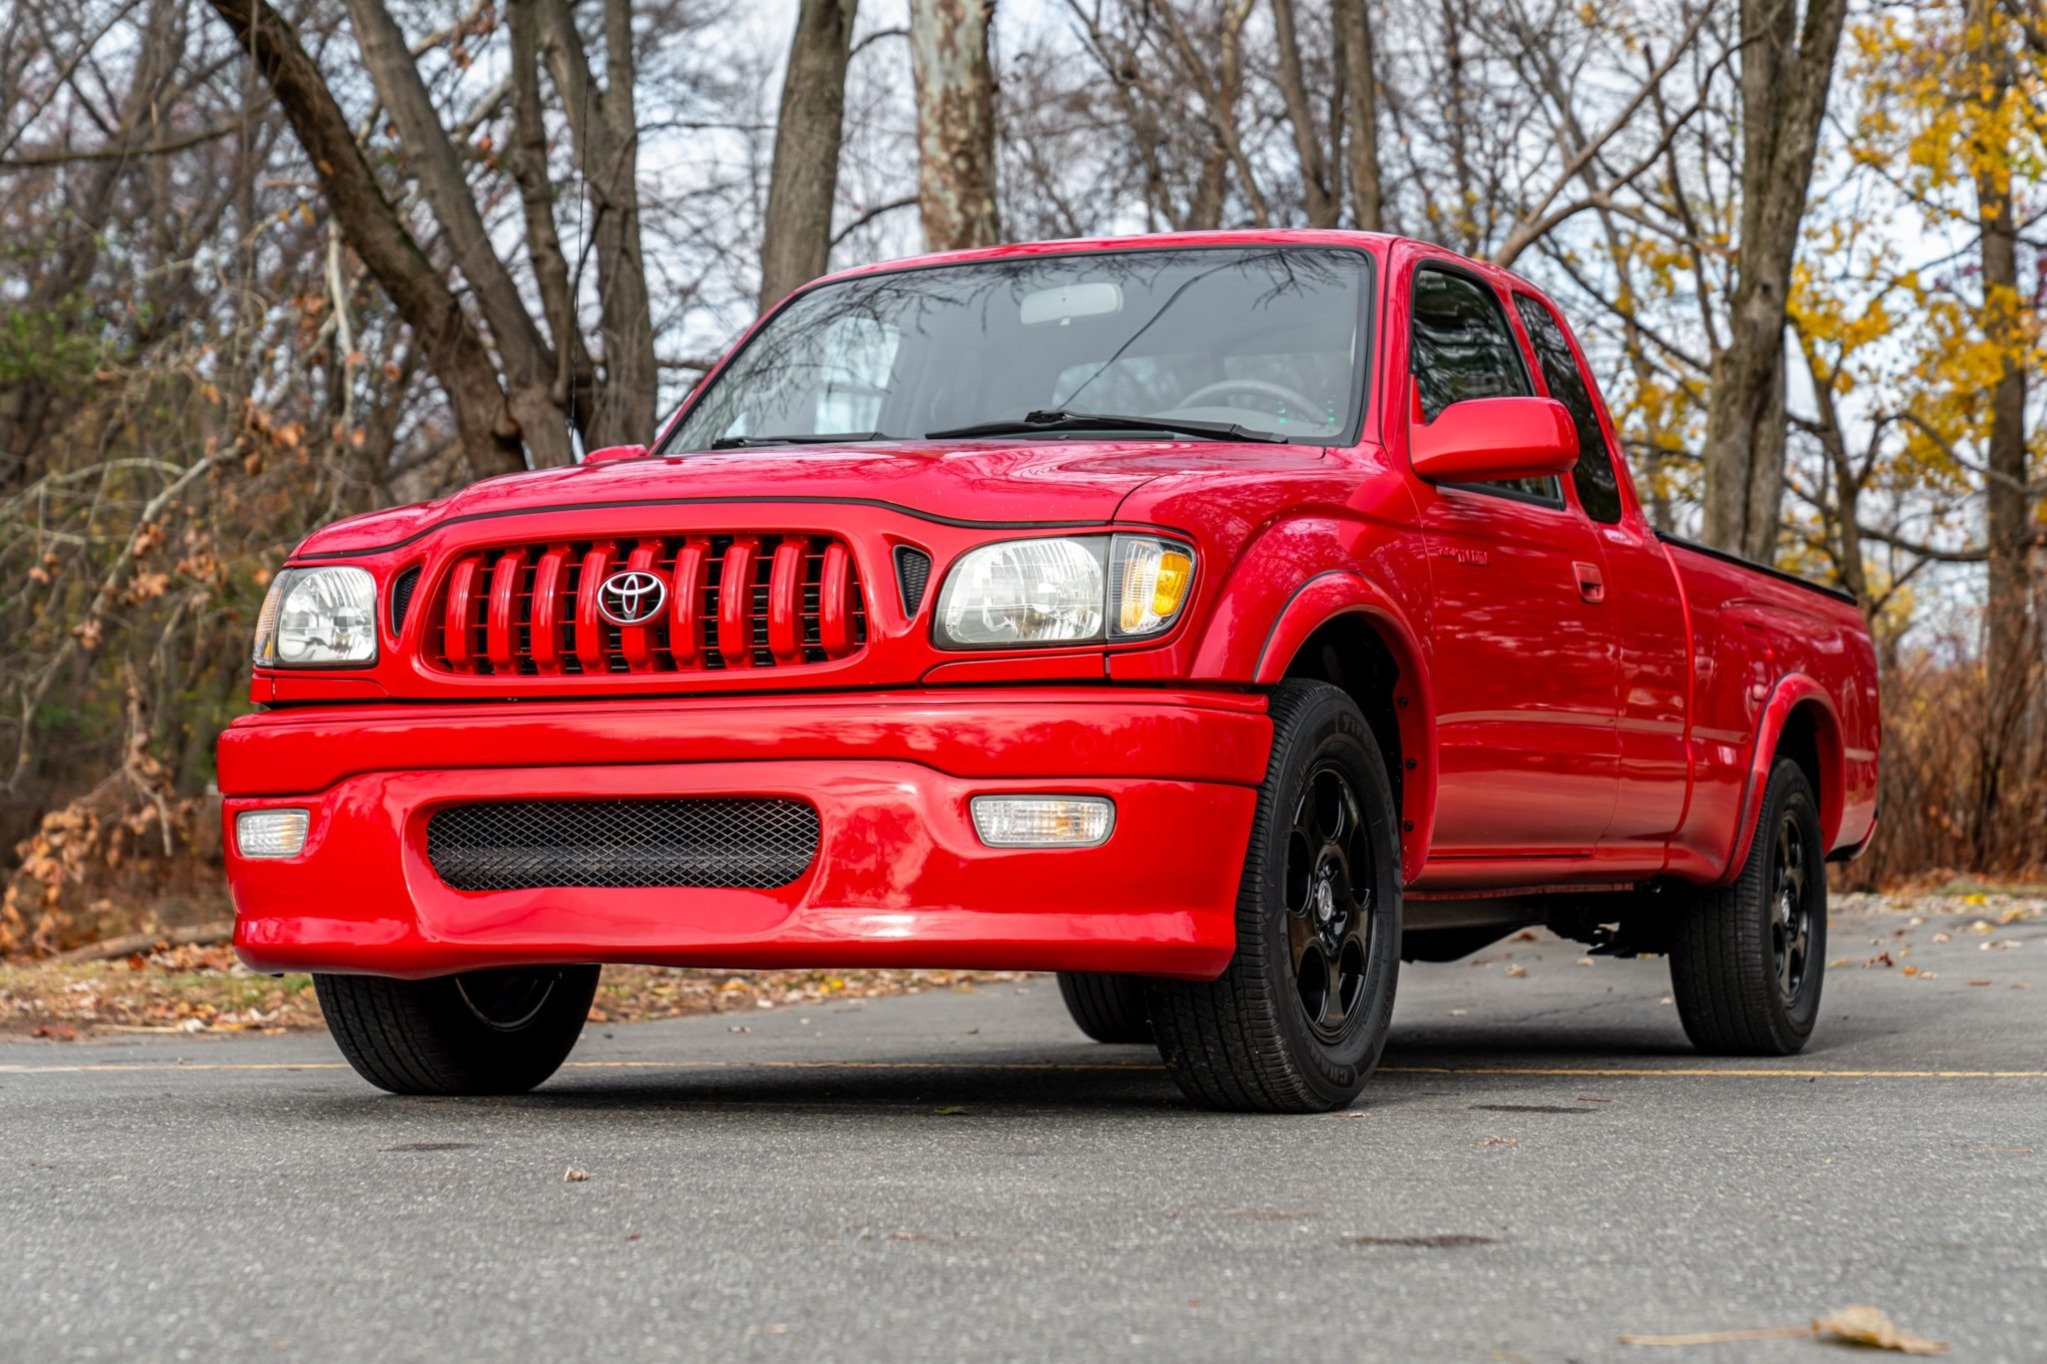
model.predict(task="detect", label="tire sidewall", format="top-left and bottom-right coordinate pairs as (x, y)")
top-left (1756, 767), bottom-right (1827, 1041)
top-left (1248, 691), bottom-right (1403, 1104)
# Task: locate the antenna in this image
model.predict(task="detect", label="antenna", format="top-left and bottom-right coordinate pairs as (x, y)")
top-left (567, 66), bottom-right (591, 461)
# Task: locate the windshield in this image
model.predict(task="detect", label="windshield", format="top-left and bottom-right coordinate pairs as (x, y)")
top-left (662, 247), bottom-right (1372, 452)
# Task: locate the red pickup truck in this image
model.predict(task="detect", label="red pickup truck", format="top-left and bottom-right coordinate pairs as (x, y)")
top-left (222, 230), bottom-right (1879, 1111)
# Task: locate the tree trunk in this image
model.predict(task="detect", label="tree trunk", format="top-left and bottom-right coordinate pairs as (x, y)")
top-left (1968, 0), bottom-right (2033, 865)
top-left (204, 0), bottom-right (527, 476)
top-left (910, 0), bottom-right (1000, 251)
top-left (1332, 0), bottom-right (1381, 230)
top-left (508, 0), bottom-right (596, 423)
top-left (1271, 0), bottom-right (1336, 227)
top-left (344, 0), bottom-right (573, 466)
top-left (1699, 0), bottom-right (1848, 562)
top-left (540, 0), bottom-right (659, 447)
top-left (759, 0), bottom-right (858, 309)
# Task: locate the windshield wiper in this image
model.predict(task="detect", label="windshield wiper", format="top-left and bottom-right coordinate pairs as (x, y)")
top-left (926, 409), bottom-right (1286, 444)
top-left (707, 431), bottom-right (890, 449)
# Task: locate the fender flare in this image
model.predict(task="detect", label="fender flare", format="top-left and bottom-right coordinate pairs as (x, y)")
top-left (1206, 566), bottom-right (1437, 882)
top-left (1719, 674), bottom-right (1846, 883)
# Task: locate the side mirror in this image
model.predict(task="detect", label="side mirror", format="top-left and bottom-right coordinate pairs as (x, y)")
top-left (583, 443), bottom-right (650, 464)
top-left (1409, 396), bottom-right (1577, 484)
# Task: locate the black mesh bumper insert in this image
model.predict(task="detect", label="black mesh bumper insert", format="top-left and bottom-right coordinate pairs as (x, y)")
top-left (426, 798), bottom-right (820, 891)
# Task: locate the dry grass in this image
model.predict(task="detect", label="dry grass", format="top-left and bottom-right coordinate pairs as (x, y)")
top-left (0, 944), bottom-right (1027, 1039)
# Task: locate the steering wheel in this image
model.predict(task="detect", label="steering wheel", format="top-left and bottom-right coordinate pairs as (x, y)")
top-left (1175, 377), bottom-right (1325, 420)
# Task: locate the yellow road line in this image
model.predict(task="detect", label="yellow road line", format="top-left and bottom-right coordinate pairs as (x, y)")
top-left (1379, 1064), bottom-right (2047, 1079)
top-left (1, 1057), bottom-right (2041, 1079)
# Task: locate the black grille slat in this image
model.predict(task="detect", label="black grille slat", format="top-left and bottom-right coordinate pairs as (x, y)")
top-left (390, 565), bottom-right (422, 635)
top-left (895, 546), bottom-right (932, 616)
top-left (427, 799), bottom-right (819, 890)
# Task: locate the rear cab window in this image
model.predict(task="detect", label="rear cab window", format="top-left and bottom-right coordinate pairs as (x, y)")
top-left (1512, 295), bottom-right (1624, 524)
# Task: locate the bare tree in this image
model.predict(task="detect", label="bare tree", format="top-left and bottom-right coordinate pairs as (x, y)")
top-left (203, 0), bottom-right (532, 476)
top-left (1699, 0), bottom-right (1849, 562)
top-left (1964, 0), bottom-right (2035, 862)
top-left (343, 0), bottom-right (574, 466)
top-left (1332, 0), bottom-right (1382, 230)
top-left (1271, 0), bottom-right (1338, 227)
top-left (911, 0), bottom-right (1000, 250)
top-left (539, 0), bottom-right (659, 446)
top-left (759, 0), bottom-right (858, 308)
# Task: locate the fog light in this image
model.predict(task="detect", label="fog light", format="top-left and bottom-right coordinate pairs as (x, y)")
top-left (970, 795), bottom-right (1114, 848)
top-left (235, 808), bottom-right (310, 858)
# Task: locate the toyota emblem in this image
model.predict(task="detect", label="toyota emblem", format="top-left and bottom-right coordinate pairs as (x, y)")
top-left (597, 570), bottom-right (667, 627)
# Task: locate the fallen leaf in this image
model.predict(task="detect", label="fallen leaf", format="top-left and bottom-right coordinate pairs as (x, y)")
top-left (1967, 979), bottom-right (1993, 987)
top-left (1504, 964), bottom-right (1528, 979)
top-left (32, 1023), bottom-right (79, 1041)
top-left (1480, 1135), bottom-right (1517, 1148)
top-left (563, 1167), bottom-right (590, 1182)
top-left (934, 1105), bottom-right (969, 1116)
top-left (1812, 1304), bottom-right (1948, 1355)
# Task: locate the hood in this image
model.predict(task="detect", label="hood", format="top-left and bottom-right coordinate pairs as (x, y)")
top-left (293, 438), bottom-right (1328, 557)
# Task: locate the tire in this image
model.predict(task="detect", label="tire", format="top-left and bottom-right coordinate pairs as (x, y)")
top-left (1057, 972), bottom-right (1152, 1043)
top-left (316, 965), bottom-right (601, 1095)
top-left (1669, 758), bottom-right (1827, 1056)
top-left (1148, 680), bottom-right (1402, 1112)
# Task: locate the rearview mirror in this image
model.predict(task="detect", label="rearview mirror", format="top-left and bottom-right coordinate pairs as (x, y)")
top-left (1408, 396), bottom-right (1577, 484)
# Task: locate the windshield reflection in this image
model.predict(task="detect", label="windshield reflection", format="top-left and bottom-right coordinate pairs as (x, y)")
top-left (662, 247), bottom-right (1372, 452)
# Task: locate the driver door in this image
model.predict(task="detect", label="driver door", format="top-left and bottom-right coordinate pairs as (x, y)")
top-left (1405, 263), bottom-right (1619, 866)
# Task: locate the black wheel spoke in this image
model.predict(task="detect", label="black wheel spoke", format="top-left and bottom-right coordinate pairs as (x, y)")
top-left (1770, 811), bottom-right (1812, 1002)
top-left (1285, 758), bottom-right (1381, 1045)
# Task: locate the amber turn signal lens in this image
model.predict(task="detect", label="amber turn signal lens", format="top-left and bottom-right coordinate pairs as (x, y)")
top-left (1110, 536), bottom-right (1196, 636)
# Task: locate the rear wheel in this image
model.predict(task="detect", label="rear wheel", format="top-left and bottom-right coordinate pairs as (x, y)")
top-left (316, 965), bottom-right (600, 1095)
top-left (1056, 972), bottom-right (1152, 1042)
top-left (1669, 758), bottom-right (1827, 1055)
top-left (1148, 680), bottom-right (1402, 1112)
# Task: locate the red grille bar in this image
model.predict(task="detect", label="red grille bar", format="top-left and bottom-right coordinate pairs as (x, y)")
top-left (424, 533), bottom-right (867, 678)
top-left (530, 545), bottom-right (567, 673)
top-left (717, 536), bottom-right (758, 670)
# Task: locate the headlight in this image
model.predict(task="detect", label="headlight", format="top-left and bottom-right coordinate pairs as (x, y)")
top-left (252, 566), bottom-right (378, 667)
top-left (934, 534), bottom-right (1193, 649)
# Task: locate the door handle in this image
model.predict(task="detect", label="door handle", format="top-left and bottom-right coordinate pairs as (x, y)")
top-left (1573, 561), bottom-right (1606, 603)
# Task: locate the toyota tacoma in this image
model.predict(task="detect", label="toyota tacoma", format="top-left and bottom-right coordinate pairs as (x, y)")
top-left (221, 231), bottom-right (1880, 1111)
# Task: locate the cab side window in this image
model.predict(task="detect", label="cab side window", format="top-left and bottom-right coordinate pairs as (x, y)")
top-left (1410, 267), bottom-right (1559, 503)
top-left (1514, 295), bottom-right (1624, 524)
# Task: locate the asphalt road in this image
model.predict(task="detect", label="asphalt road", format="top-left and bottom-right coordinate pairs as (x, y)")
top-left (3, 900), bottom-right (2042, 1363)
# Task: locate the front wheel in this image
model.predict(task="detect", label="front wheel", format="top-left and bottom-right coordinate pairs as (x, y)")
top-left (1669, 758), bottom-right (1827, 1055)
top-left (316, 965), bottom-right (600, 1095)
top-left (1148, 680), bottom-right (1402, 1112)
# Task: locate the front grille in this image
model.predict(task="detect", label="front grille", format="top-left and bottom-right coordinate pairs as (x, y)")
top-left (426, 798), bottom-right (820, 890)
top-left (422, 534), bottom-right (866, 676)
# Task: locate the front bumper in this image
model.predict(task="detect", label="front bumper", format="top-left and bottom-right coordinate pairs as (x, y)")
top-left (220, 688), bottom-right (1270, 979)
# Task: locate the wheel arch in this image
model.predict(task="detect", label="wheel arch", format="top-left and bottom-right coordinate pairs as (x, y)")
top-left (1251, 575), bottom-right (1435, 882)
top-left (1721, 676), bottom-right (1846, 881)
